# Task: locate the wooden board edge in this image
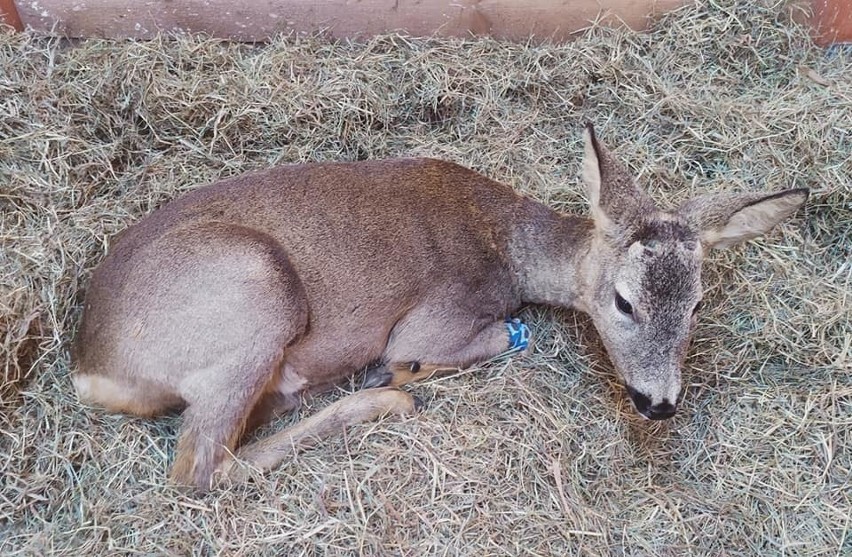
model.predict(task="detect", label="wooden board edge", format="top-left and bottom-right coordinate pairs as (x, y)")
top-left (1, 0), bottom-right (24, 31)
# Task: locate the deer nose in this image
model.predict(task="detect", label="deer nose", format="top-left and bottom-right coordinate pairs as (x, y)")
top-left (646, 400), bottom-right (677, 420)
top-left (625, 386), bottom-right (677, 420)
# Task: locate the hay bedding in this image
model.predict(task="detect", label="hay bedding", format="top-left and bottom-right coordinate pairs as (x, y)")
top-left (1, 0), bottom-right (850, 554)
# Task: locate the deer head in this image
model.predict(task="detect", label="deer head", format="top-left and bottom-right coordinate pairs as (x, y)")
top-left (579, 124), bottom-right (808, 420)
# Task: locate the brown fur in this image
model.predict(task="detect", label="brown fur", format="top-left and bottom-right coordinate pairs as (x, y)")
top-left (72, 125), bottom-right (808, 488)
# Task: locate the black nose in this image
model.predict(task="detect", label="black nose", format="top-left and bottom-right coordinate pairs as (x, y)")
top-left (645, 400), bottom-right (677, 420)
top-left (625, 386), bottom-right (677, 420)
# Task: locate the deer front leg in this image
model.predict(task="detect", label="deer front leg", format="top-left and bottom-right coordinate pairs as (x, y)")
top-left (218, 387), bottom-right (419, 484)
top-left (363, 317), bottom-right (532, 389)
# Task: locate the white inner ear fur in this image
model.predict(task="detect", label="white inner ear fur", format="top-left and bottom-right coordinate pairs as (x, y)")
top-left (582, 130), bottom-right (602, 208)
top-left (582, 130), bottom-right (615, 231)
top-left (702, 192), bottom-right (806, 249)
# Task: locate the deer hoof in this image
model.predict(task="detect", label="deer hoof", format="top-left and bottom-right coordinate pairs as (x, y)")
top-left (361, 366), bottom-right (393, 389)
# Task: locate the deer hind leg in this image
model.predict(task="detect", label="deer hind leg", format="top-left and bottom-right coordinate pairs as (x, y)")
top-left (169, 354), bottom-right (284, 489)
top-left (168, 302), bottom-right (306, 490)
top-left (146, 224), bottom-right (310, 489)
top-left (363, 317), bottom-right (530, 389)
top-left (219, 387), bottom-right (418, 484)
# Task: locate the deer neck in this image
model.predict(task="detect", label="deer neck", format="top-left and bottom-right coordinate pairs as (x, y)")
top-left (508, 199), bottom-right (594, 309)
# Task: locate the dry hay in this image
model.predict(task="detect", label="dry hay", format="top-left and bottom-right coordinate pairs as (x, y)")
top-left (1, 0), bottom-right (850, 555)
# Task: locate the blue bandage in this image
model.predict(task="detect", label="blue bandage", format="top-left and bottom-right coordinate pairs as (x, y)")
top-left (505, 318), bottom-right (530, 352)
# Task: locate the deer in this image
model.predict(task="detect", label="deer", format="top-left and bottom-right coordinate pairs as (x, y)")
top-left (71, 124), bottom-right (808, 489)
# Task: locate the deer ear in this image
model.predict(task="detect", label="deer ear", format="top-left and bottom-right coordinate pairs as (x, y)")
top-left (581, 124), bottom-right (608, 228)
top-left (581, 123), bottom-right (653, 231)
top-left (679, 188), bottom-right (808, 250)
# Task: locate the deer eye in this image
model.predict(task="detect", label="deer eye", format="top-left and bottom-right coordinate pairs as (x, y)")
top-left (615, 291), bottom-right (633, 316)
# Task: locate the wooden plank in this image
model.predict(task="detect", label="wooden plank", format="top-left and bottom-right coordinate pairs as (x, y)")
top-left (16, 0), bottom-right (689, 42)
top-left (1, 0), bottom-right (24, 31)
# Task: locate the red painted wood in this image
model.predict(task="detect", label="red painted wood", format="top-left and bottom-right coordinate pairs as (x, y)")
top-left (810, 0), bottom-right (852, 46)
top-left (0, 0), bottom-right (24, 31)
top-left (9, 0), bottom-right (849, 46)
top-left (15, 0), bottom-right (689, 42)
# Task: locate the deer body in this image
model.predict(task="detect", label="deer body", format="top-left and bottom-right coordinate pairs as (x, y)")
top-left (73, 126), bottom-right (807, 489)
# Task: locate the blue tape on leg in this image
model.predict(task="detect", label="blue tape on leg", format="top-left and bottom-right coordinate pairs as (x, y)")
top-left (506, 318), bottom-right (530, 352)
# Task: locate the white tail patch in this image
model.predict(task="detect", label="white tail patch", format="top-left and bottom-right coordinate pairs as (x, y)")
top-left (72, 373), bottom-right (133, 407)
top-left (71, 373), bottom-right (95, 403)
top-left (72, 373), bottom-right (177, 417)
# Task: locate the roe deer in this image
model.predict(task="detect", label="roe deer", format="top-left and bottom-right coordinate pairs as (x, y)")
top-left (72, 124), bottom-right (808, 489)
